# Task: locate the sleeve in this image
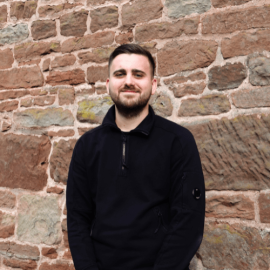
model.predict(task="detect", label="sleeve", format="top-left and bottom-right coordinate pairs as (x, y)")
top-left (153, 129), bottom-right (205, 270)
top-left (66, 137), bottom-right (99, 270)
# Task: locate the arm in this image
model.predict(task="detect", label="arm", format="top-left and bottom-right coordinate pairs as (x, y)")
top-left (66, 137), bottom-right (99, 270)
top-left (153, 130), bottom-right (205, 270)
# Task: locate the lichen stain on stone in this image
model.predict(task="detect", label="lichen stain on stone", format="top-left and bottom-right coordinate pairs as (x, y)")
top-left (77, 96), bottom-right (113, 121)
top-left (50, 42), bottom-right (59, 50)
top-left (78, 100), bottom-right (96, 120)
top-left (223, 224), bottom-right (248, 240)
top-left (203, 233), bottom-right (224, 244)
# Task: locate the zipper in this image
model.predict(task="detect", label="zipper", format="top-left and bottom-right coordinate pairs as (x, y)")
top-left (154, 210), bottom-right (168, 233)
top-left (122, 135), bottom-right (127, 171)
top-left (90, 218), bottom-right (96, 236)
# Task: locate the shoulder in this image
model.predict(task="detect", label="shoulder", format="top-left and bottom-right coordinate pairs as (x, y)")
top-left (154, 115), bottom-right (195, 143)
top-left (73, 125), bottom-right (106, 151)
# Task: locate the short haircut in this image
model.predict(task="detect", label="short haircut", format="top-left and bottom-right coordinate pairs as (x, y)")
top-left (108, 44), bottom-right (155, 77)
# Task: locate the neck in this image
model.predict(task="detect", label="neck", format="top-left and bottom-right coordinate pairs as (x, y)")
top-left (115, 105), bottom-right (149, 132)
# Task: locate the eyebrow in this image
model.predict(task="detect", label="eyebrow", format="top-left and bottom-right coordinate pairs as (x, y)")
top-left (112, 69), bottom-right (146, 75)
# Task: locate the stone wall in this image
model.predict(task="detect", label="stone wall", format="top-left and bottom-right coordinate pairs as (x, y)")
top-left (0, 0), bottom-right (269, 269)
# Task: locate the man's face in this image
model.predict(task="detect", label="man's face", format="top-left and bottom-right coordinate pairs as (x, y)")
top-left (106, 53), bottom-right (157, 117)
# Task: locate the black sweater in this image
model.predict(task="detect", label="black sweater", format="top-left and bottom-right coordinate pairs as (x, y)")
top-left (66, 105), bottom-right (205, 270)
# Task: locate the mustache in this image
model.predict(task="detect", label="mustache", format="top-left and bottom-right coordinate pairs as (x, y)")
top-left (120, 86), bottom-right (140, 92)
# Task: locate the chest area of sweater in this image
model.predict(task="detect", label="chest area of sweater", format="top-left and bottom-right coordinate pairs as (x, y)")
top-left (86, 132), bottom-right (172, 199)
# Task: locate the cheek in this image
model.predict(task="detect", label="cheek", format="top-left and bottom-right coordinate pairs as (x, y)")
top-left (110, 79), bottom-right (123, 90)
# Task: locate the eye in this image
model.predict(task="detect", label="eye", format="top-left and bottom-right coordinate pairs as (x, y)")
top-left (114, 72), bottom-right (125, 77)
top-left (134, 73), bottom-right (144, 78)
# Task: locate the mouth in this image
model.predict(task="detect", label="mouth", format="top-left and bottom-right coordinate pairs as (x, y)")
top-left (121, 90), bottom-right (139, 94)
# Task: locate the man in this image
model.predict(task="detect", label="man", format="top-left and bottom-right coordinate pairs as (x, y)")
top-left (67, 44), bottom-right (205, 270)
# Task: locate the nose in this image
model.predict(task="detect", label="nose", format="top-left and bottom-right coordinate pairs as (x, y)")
top-left (124, 73), bottom-right (134, 87)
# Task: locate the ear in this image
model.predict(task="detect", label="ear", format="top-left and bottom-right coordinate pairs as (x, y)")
top-left (151, 78), bottom-right (157, 95)
top-left (106, 78), bottom-right (110, 95)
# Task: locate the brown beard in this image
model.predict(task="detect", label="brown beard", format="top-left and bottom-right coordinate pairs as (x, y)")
top-left (109, 85), bottom-right (152, 118)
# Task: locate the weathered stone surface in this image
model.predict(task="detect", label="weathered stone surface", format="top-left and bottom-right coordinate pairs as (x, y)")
top-left (87, 65), bottom-right (108, 83)
top-left (208, 62), bottom-right (247, 91)
top-left (30, 88), bottom-right (47, 96)
top-left (0, 100), bottom-right (18, 112)
top-left (0, 211), bottom-right (15, 238)
top-left (258, 193), bottom-right (270, 223)
top-left (122, 0), bottom-right (163, 26)
top-left (0, 66), bottom-right (44, 90)
top-left (33, 95), bottom-right (55, 106)
top-left (38, 3), bottom-right (82, 18)
top-left (51, 54), bottom-right (76, 68)
top-left (0, 48), bottom-right (14, 69)
top-left (158, 40), bottom-right (218, 76)
top-left (135, 17), bottom-right (199, 42)
top-left (59, 88), bottom-right (75, 105)
top-left (75, 87), bottom-right (95, 97)
top-left (43, 58), bottom-right (50, 71)
top-left (21, 97), bottom-right (32, 107)
top-left (78, 47), bottom-right (115, 65)
top-left (78, 127), bottom-right (94, 135)
top-left (3, 258), bottom-right (37, 270)
top-left (87, 0), bottom-right (122, 5)
top-left (198, 222), bottom-right (270, 269)
top-left (2, 121), bottom-right (11, 132)
top-left (0, 134), bottom-right (50, 190)
top-left (10, 1), bottom-right (37, 20)
top-left (150, 93), bottom-right (173, 117)
top-left (116, 31), bottom-right (133, 44)
top-left (47, 186), bottom-right (64, 194)
top-left (187, 113), bottom-right (270, 190)
top-left (231, 87), bottom-right (270, 108)
top-left (248, 55), bottom-right (270, 86)
top-left (63, 204), bottom-right (67, 215)
top-left (212, 0), bottom-right (251, 8)
top-left (90, 6), bottom-right (118, 33)
top-left (14, 108), bottom-right (74, 128)
top-left (165, 0), bottom-right (211, 18)
top-left (31, 20), bottom-right (56, 40)
top-left (0, 190), bottom-right (16, 209)
top-left (60, 10), bottom-right (88, 37)
top-left (221, 29), bottom-right (270, 59)
top-left (0, 24), bottom-right (29, 45)
top-left (206, 194), bottom-right (255, 219)
top-left (14, 41), bottom-right (61, 62)
top-left (18, 58), bottom-right (41, 67)
top-left (0, 90), bottom-right (30, 101)
top-left (164, 71), bottom-right (206, 85)
top-left (171, 82), bottom-right (205, 98)
top-left (62, 31), bottom-right (114, 53)
top-left (63, 249), bottom-right (72, 260)
top-left (40, 261), bottom-right (75, 270)
top-left (77, 96), bottom-right (113, 124)
top-left (179, 94), bottom-right (231, 116)
top-left (0, 5), bottom-right (7, 24)
top-left (50, 139), bottom-right (76, 184)
top-left (0, 241), bottom-right (40, 260)
top-left (95, 85), bottom-right (107, 95)
top-left (202, 5), bottom-right (270, 34)
top-left (63, 230), bottom-right (69, 248)
top-left (17, 195), bottom-right (62, 245)
top-left (62, 218), bottom-right (67, 231)
top-left (42, 247), bottom-right (58, 259)
top-left (46, 69), bottom-right (85, 86)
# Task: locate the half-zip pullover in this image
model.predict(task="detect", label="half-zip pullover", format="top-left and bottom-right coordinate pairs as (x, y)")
top-left (66, 105), bottom-right (205, 270)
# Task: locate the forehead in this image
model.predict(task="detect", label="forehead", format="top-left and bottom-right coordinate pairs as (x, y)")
top-left (110, 54), bottom-right (151, 73)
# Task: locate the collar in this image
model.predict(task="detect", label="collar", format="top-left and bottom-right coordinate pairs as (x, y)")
top-left (102, 105), bottom-right (155, 136)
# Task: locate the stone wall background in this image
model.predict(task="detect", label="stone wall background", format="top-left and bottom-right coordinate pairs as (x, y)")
top-left (0, 0), bottom-right (270, 269)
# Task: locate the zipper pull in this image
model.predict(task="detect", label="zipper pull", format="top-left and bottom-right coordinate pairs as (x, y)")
top-left (90, 218), bottom-right (96, 236)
